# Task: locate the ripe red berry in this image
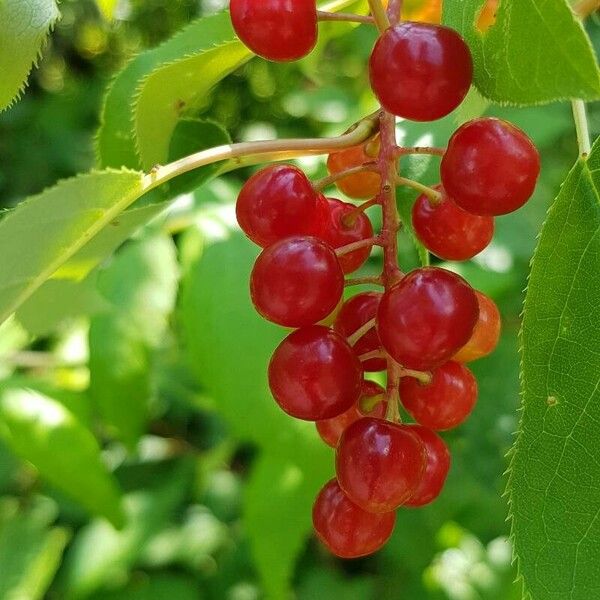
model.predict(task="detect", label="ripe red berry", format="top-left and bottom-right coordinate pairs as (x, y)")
top-left (230, 0), bottom-right (318, 62)
top-left (327, 142), bottom-right (381, 199)
top-left (441, 117), bottom-right (541, 216)
top-left (377, 268), bottom-right (479, 371)
top-left (313, 479), bottom-right (396, 558)
top-left (336, 417), bottom-right (426, 513)
top-left (268, 326), bottom-right (362, 421)
top-left (320, 198), bottom-right (374, 274)
top-left (334, 292), bottom-right (387, 372)
top-left (404, 425), bottom-right (450, 507)
top-left (316, 380), bottom-right (386, 448)
top-left (454, 291), bottom-right (501, 362)
top-left (251, 236), bottom-right (344, 328)
top-left (412, 186), bottom-right (494, 261)
top-left (400, 361), bottom-right (478, 430)
top-left (369, 22), bottom-right (473, 121)
top-left (236, 165), bottom-right (323, 247)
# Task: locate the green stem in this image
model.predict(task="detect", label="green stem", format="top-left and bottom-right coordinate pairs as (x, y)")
top-left (317, 10), bottom-right (374, 24)
top-left (572, 100), bottom-right (591, 157)
top-left (368, 0), bottom-right (391, 30)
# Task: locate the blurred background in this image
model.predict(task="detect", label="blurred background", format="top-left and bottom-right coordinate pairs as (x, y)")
top-left (0, 1), bottom-right (598, 598)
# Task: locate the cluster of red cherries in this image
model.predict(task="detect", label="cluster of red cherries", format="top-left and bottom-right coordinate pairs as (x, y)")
top-left (230, 0), bottom-right (540, 559)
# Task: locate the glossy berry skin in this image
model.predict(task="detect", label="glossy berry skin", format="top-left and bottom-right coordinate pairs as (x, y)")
top-left (400, 361), bottom-right (478, 430)
top-left (236, 165), bottom-right (323, 247)
top-left (334, 292), bottom-right (386, 372)
top-left (313, 479), bottom-right (396, 558)
top-left (321, 198), bottom-right (374, 274)
top-left (316, 380), bottom-right (386, 448)
top-left (441, 117), bottom-right (541, 216)
top-left (369, 22), bottom-right (473, 121)
top-left (269, 326), bottom-right (362, 421)
top-left (412, 186), bottom-right (494, 261)
top-left (230, 0), bottom-right (318, 62)
top-left (454, 291), bottom-right (501, 362)
top-left (377, 268), bottom-right (479, 371)
top-left (336, 417), bottom-right (426, 513)
top-left (251, 236), bottom-right (344, 328)
top-left (327, 143), bottom-right (381, 199)
top-left (404, 425), bottom-right (450, 507)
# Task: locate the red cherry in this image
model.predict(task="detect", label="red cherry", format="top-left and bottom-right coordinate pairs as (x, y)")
top-left (236, 165), bottom-right (323, 247)
top-left (316, 380), bottom-right (386, 448)
top-left (441, 117), bottom-right (541, 216)
top-left (320, 198), bottom-right (374, 274)
top-left (377, 267), bottom-right (479, 371)
top-left (312, 479), bottom-right (396, 559)
top-left (334, 292), bottom-right (387, 372)
top-left (369, 22), bottom-right (473, 121)
top-left (403, 425), bottom-right (450, 507)
top-left (268, 326), bottom-right (362, 421)
top-left (400, 361), bottom-right (478, 430)
top-left (251, 236), bottom-right (344, 328)
top-left (412, 186), bottom-right (494, 261)
top-left (454, 291), bottom-right (501, 362)
top-left (230, 0), bottom-right (317, 62)
top-left (336, 417), bottom-right (426, 512)
top-left (327, 142), bottom-right (381, 199)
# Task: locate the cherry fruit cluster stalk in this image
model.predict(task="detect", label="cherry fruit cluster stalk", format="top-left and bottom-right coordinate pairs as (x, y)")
top-left (230, 0), bottom-right (540, 559)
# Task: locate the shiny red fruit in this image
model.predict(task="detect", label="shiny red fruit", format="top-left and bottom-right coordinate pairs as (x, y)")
top-left (441, 117), bottom-right (541, 215)
top-left (268, 326), bottom-right (362, 421)
top-left (327, 142), bottom-right (381, 199)
top-left (313, 479), bottom-right (396, 558)
top-left (404, 425), bottom-right (450, 507)
top-left (316, 380), bottom-right (386, 448)
top-left (377, 267), bottom-right (479, 371)
top-left (454, 291), bottom-right (502, 362)
top-left (334, 292), bottom-right (387, 372)
top-left (236, 165), bottom-right (323, 247)
top-left (230, 0), bottom-right (318, 62)
top-left (400, 361), bottom-right (478, 430)
top-left (369, 22), bottom-right (472, 121)
top-left (251, 236), bottom-right (344, 328)
top-left (336, 417), bottom-right (426, 512)
top-left (320, 198), bottom-right (375, 274)
top-left (412, 186), bottom-right (494, 261)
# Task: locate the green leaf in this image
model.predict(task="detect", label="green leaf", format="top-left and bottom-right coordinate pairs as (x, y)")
top-left (89, 235), bottom-right (179, 448)
top-left (0, 498), bottom-right (70, 600)
top-left (95, 0), bottom-right (118, 20)
top-left (0, 169), bottom-right (143, 326)
top-left (0, 0), bottom-right (60, 110)
top-left (443, 0), bottom-right (600, 104)
top-left (88, 574), bottom-right (199, 600)
top-left (508, 138), bottom-right (600, 599)
top-left (0, 388), bottom-right (124, 527)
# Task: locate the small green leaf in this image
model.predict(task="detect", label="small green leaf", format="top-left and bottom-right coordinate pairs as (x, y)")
top-left (443, 0), bottom-right (600, 104)
top-left (0, 0), bottom-right (60, 110)
top-left (0, 388), bottom-right (124, 527)
top-left (508, 138), bottom-right (600, 599)
top-left (0, 169), bottom-right (143, 326)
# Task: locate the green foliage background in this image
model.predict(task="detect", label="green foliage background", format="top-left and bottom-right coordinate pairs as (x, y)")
top-left (0, 1), bottom-right (598, 599)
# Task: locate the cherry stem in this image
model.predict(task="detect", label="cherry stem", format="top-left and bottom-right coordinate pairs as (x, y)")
top-left (344, 275), bottom-right (384, 287)
top-left (335, 236), bottom-right (381, 257)
top-left (396, 175), bottom-right (442, 204)
top-left (399, 368), bottom-right (433, 385)
top-left (387, 0), bottom-right (404, 22)
top-left (316, 10), bottom-right (375, 24)
top-left (368, 0), bottom-right (391, 30)
top-left (572, 100), bottom-right (591, 157)
top-left (396, 146), bottom-right (446, 157)
top-left (358, 349), bottom-right (385, 362)
top-left (341, 196), bottom-right (381, 227)
top-left (348, 317), bottom-right (377, 347)
top-left (313, 163), bottom-right (378, 191)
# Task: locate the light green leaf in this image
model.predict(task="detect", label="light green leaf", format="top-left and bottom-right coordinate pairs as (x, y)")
top-left (89, 235), bottom-right (179, 448)
top-left (443, 0), bottom-right (600, 104)
top-left (0, 498), bottom-right (70, 600)
top-left (0, 169), bottom-right (143, 326)
top-left (508, 138), bottom-right (600, 599)
top-left (0, 388), bottom-right (124, 527)
top-left (0, 0), bottom-right (60, 110)
top-left (95, 0), bottom-right (118, 21)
